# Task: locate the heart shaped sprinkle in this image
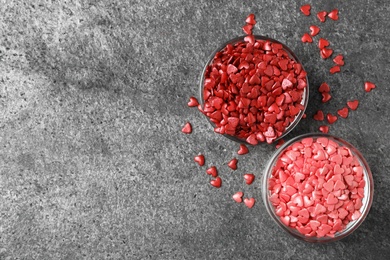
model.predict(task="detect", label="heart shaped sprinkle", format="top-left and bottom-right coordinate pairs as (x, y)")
top-left (244, 173), bottom-right (255, 185)
top-left (326, 193), bottom-right (339, 205)
top-left (244, 198), bottom-right (255, 208)
top-left (320, 48), bottom-right (333, 59)
top-left (181, 122), bottom-right (192, 134)
top-left (364, 81), bottom-right (376, 92)
top-left (313, 110), bottom-right (324, 121)
top-left (309, 25), bottom-right (320, 36)
top-left (318, 38), bottom-right (330, 49)
top-left (300, 4), bottom-right (311, 16)
top-left (322, 92), bottom-right (332, 103)
top-left (206, 166), bottom-right (218, 177)
top-left (187, 97), bottom-right (199, 107)
top-left (194, 154), bottom-right (205, 166)
top-left (337, 107), bottom-right (349, 118)
top-left (246, 134), bottom-right (258, 145)
top-left (347, 100), bottom-right (359, 110)
top-left (327, 113), bottom-right (338, 124)
top-left (232, 191), bottom-right (243, 203)
top-left (237, 143), bottom-right (249, 155)
top-left (301, 33), bottom-right (313, 43)
top-left (319, 125), bottom-right (329, 133)
top-left (317, 11), bottom-right (327, 23)
top-left (245, 13), bottom-right (256, 25)
top-left (328, 9), bottom-right (339, 21)
top-left (333, 54), bottom-right (345, 66)
top-left (244, 35), bottom-right (255, 45)
top-left (330, 65), bottom-right (341, 74)
top-left (228, 158), bottom-right (238, 170)
top-left (318, 82), bottom-right (330, 93)
top-left (210, 177), bottom-right (222, 188)
top-left (242, 24), bottom-right (253, 35)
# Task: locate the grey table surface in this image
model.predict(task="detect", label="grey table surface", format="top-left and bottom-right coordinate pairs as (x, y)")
top-left (1, 0), bottom-right (389, 259)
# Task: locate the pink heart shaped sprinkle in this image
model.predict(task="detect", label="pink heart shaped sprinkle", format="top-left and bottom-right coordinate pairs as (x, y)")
top-left (232, 191), bottom-right (243, 203)
top-left (244, 198), bottom-right (255, 208)
top-left (181, 122), bottom-right (192, 134)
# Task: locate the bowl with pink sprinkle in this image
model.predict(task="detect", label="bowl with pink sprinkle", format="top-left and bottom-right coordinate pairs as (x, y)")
top-left (262, 133), bottom-right (374, 242)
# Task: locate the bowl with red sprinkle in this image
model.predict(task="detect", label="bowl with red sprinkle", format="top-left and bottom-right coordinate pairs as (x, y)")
top-left (199, 35), bottom-right (309, 145)
top-left (262, 133), bottom-right (374, 242)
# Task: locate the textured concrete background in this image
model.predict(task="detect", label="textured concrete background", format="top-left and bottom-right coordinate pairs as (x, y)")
top-left (1, 0), bottom-right (389, 259)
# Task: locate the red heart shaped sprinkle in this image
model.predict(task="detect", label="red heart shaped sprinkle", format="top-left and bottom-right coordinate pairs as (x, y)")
top-left (347, 100), bottom-right (359, 110)
top-left (187, 97), bottom-right (199, 107)
top-left (237, 143), bottom-right (249, 155)
top-left (333, 54), bottom-right (344, 66)
top-left (318, 38), bottom-right (330, 49)
top-left (246, 134), bottom-right (258, 145)
top-left (245, 13), bottom-right (256, 25)
top-left (337, 107), bottom-right (349, 118)
top-left (210, 176), bottom-right (222, 188)
top-left (322, 92), bottom-right (332, 103)
top-left (181, 122), bottom-right (192, 134)
top-left (300, 4), bottom-right (311, 16)
top-left (309, 25), bottom-right (320, 36)
top-left (301, 33), bottom-right (313, 43)
top-left (194, 154), bottom-right (205, 166)
top-left (327, 113), bottom-right (338, 124)
top-left (319, 125), bottom-right (329, 133)
top-left (244, 173), bottom-right (255, 185)
top-left (320, 48), bottom-right (333, 59)
top-left (206, 166), bottom-right (218, 177)
top-left (317, 11), bottom-right (327, 22)
top-left (364, 81), bottom-right (376, 92)
top-left (328, 9), bottom-right (339, 21)
top-left (228, 158), bottom-right (238, 170)
top-left (330, 65), bottom-right (341, 74)
top-left (318, 82), bottom-right (330, 93)
top-left (313, 110), bottom-right (324, 121)
top-left (242, 24), bottom-right (253, 35)
top-left (244, 35), bottom-right (255, 45)
top-left (244, 198), bottom-right (255, 208)
top-left (232, 191), bottom-right (243, 203)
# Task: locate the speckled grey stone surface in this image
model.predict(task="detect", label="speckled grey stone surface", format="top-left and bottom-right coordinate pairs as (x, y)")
top-left (1, 0), bottom-right (389, 259)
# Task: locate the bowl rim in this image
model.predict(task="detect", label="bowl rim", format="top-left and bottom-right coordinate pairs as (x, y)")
top-left (198, 35), bottom-right (309, 145)
top-left (261, 132), bottom-right (374, 243)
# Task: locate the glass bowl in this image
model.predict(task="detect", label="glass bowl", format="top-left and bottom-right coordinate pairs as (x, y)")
top-left (199, 35), bottom-right (309, 145)
top-left (262, 133), bottom-right (374, 243)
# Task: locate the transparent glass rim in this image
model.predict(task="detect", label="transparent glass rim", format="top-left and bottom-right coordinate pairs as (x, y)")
top-left (261, 133), bottom-right (374, 243)
top-left (199, 35), bottom-right (309, 145)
